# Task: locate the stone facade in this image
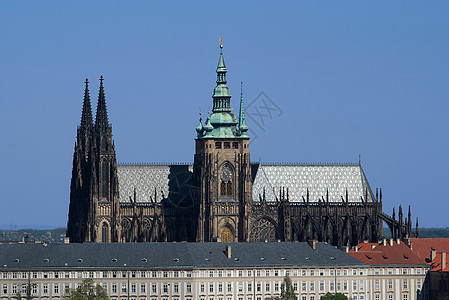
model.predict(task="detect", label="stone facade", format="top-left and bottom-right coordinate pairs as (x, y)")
top-left (66, 46), bottom-right (417, 246)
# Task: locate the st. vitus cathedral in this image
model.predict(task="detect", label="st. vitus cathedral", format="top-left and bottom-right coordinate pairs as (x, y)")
top-left (67, 45), bottom-right (418, 246)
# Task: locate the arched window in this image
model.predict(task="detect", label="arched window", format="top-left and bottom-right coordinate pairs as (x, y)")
top-left (221, 226), bottom-right (233, 243)
top-left (220, 165), bottom-right (233, 197)
top-left (101, 223), bottom-right (109, 243)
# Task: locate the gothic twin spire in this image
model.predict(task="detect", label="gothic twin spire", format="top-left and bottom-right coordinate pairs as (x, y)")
top-left (80, 76), bottom-right (109, 130)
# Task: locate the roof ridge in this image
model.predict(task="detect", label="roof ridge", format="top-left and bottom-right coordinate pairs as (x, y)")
top-left (259, 162), bottom-right (359, 166)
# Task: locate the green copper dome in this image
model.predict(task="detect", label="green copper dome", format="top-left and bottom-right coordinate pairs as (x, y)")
top-left (195, 44), bottom-right (249, 140)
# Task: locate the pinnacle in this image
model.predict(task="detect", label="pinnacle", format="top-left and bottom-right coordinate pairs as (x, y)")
top-left (95, 75), bottom-right (109, 129)
top-left (80, 78), bottom-right (93, 130)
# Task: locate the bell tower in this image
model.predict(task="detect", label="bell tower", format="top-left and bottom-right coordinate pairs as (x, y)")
top-left (67, 77), bottom-right (120, 243)
top-left (194, 43), bottom-right (252, 242)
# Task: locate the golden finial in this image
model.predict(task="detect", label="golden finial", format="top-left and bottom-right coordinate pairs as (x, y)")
top-left (219, 36), bottom-right (223, 48)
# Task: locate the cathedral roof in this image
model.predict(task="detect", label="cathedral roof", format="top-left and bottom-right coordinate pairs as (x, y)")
top-left (252, 163), bottom-right (375, 203)
top-left (0, 242), bottom-right (364, 270)
top-left (117, 164), bottom-right (194, 204)
top-left (117, 162), bottom-right (375, 204)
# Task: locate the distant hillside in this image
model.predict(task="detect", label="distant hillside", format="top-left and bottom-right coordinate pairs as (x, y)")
top-left (0, 228), bottom-right (66, 243)
top-left (383, 227), bottom-right (449, 238)
top-left (1, 227), bottom-right (448, 243)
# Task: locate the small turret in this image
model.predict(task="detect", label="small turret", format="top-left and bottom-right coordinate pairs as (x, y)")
top-left (204, 115), bottom-right (214, 137)
top-left (196, 117), bottom-right (204, 138)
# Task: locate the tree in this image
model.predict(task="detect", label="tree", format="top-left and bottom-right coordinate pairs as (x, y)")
top-left (320, 292), bottom-right (348, 300)
top-left (12, 283), bottom-right (38, 300)
top-left (266, 276), bottom-right (296, 300)
top-left (65, 278), bottom-right (109, 300)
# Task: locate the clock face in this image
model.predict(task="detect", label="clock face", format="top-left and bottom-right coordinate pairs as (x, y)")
top-left (221, 168), bottom-right (232, 182)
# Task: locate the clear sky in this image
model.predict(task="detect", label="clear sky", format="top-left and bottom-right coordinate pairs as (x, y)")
top-left (1, 1), bottom-right (448, 229)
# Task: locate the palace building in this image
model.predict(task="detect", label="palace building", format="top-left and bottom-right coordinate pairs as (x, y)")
top-left (66, 45), bottom-right (417, 246)
top-left (0, 242), bottom-right (430, 300)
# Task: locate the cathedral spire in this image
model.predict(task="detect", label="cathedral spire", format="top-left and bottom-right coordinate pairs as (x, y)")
top-left (212, 42), bottom-right (231, 112)
top-left (80, 78), bottom-right (93, 130)
top-left (95, 76), bottom-right (109, 129)
top-left (238, 82), bottom-right (249, 137)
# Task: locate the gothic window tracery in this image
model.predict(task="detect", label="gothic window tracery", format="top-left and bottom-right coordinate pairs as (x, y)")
top-left (249, 218), bottom-right (278, 242)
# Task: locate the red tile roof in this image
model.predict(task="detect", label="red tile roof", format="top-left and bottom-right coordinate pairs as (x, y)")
top-left (409, 238), bottom-right (449, 272)
top-left (429, 252), bottom-right (449, 272)
top-left (409, 238), bottom-right (449, 260)
top-left (348, 240), bottom-right (426, 265)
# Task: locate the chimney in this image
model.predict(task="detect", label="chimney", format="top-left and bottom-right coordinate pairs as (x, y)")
top-left (307, 239), bottom-right (317, 250)
top-left (345, 246), bottom-right (349, 253)
top-left (64, 237), bottom-right (70, 244)
top-left (396, 238), bottom-right (400, 245)
top-left (383, 239), bottom-right (387, 247)
top-left (442, 252), bottom-right (446, 270)
top-left (389, 239), bottom-right (394, 247)
top-left (431, 249), bottom-right (437, 261)
top-left (226, 245), bottom-right (231, 259)
top-left (353, 246), bottom-right (358, 252)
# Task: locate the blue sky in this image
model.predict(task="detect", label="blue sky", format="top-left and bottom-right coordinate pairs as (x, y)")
top-left (1, 1), bottom-right (448, 229)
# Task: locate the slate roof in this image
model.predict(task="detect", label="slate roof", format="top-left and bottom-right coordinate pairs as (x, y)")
top-left (117, 163), bottom-right (374, 204)
top-left (0, 242), bottom-right (364, 270)
top-left (348, 241), bottom-right (427, 266)
top-left (117, 164), bottom-right (194, 203)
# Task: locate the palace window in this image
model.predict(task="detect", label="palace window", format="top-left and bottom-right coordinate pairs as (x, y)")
top-left (215, 142), bottom-right (222, 149)
top-left (224, 142), bottom-right (230, 149)
top-left (232, 142), bottom-right (238, 149)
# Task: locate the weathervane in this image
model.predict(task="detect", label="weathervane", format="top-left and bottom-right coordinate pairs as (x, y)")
top-left (219, 35), bottom-right (223, 48)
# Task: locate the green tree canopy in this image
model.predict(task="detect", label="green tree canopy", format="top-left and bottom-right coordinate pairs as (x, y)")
top-left (320, 292), bottom-right (348, 300)
top-left (266, 276), bottom-right (296, 300)
top-left (65, 278), bottom-right (109, 300)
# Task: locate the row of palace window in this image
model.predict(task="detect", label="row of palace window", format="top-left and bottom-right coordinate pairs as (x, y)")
top-left (109, 295), bottom-right (411, 300)
top-left (2, 267), bottom-right (424, 281)
top-left (373, 279), bottom-right (422, 290)
top-left (1, 270), bottom-right (192, 280)
top-left (1, 278), bottom-right (423, 297)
